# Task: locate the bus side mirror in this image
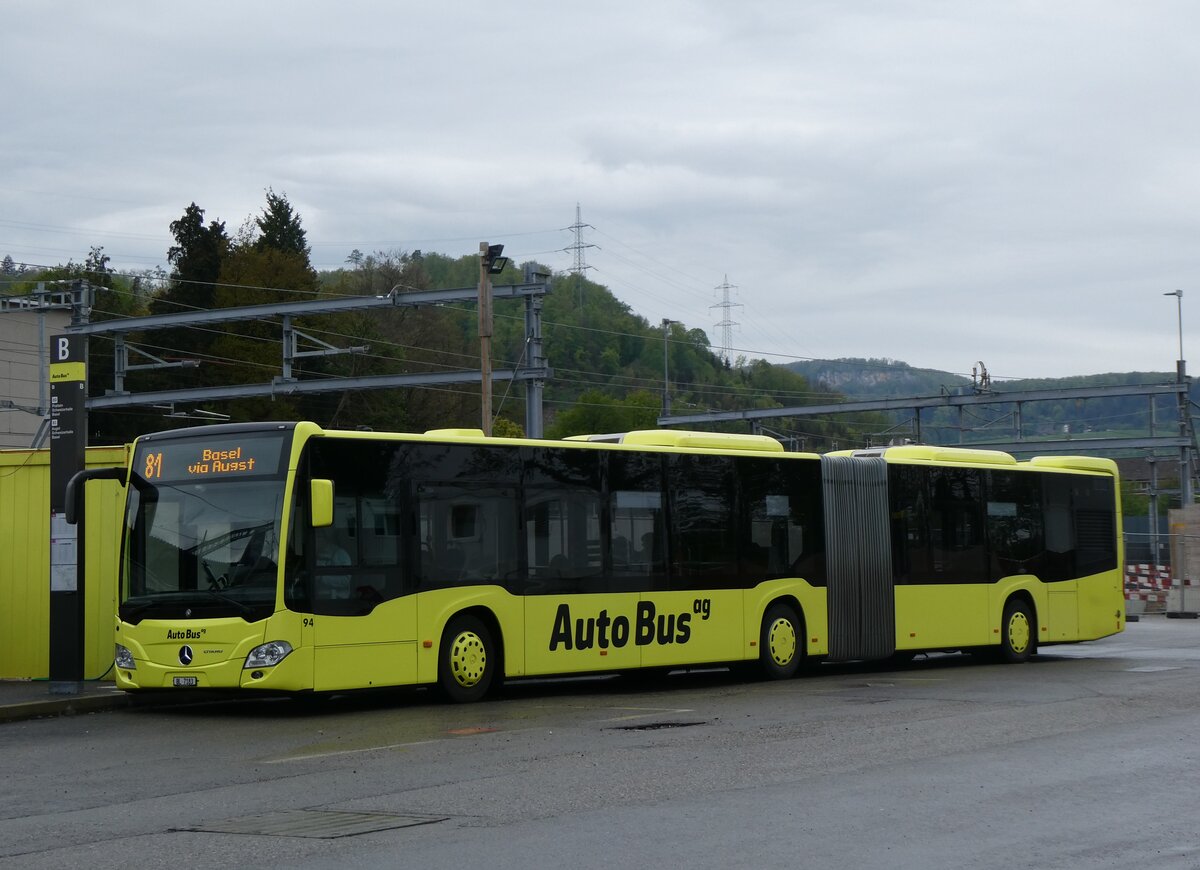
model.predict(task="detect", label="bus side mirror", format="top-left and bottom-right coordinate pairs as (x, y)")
top-left (310, 478), bottom-right (334, 528)
top-left (64, 467), bottom-right (127, 525)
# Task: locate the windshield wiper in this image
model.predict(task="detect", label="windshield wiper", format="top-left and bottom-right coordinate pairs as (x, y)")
top-left (121, 597), bottom-right (169, 620)
top-left (122, 590), bottom-right (256, 620)
top-left (203, 589), bottom-right (256, 618)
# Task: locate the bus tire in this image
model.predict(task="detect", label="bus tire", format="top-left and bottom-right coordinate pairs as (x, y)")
top-left (438, 614), bottom-right (496, 703)
top-left (759, 603), bottom-right (802, 680)
top-left (999, 598), bottom-right (1036, 663)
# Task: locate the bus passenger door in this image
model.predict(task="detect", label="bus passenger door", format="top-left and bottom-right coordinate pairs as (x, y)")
top-left (642, 453), bottom-right (744, 669)
top-left (523, 482), bottom-right (642, 675)
top-left (311, 490), bottom-right (418, 691)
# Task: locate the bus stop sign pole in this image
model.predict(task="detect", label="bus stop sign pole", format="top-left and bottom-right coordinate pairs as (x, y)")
top-left (48, 333), bottom-right (87, 686)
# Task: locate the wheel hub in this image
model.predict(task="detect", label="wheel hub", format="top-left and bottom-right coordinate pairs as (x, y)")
top-left (767, 617), bottom-right (797, 667)
top-left (1008, 612), bottom-right (1031, 654)
top-left (450, 631), bottom-right (487, 688)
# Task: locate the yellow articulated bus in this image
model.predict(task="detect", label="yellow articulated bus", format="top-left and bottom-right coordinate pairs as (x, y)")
top-left (67, 422), bottom-right (1124, 702)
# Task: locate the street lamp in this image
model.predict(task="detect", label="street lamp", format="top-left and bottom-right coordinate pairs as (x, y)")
top-left (662, 318), bottom-right (680, 417)
top-left (1163, 289), bottom-right (1194, 510)
top-left (1164, 289), bottom-right (1184, 363)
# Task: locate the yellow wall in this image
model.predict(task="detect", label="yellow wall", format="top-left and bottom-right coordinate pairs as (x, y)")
top-left (0, 445), bottom-right (127, 680)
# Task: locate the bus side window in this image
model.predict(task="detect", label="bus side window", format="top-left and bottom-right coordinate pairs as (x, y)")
top-left (1042, 475), bottom-right (1075, 581)
top-left (304, 439), bottom-right (405, 613)
top-left (986, 469), bottom-right (1044, 581)
top-left (447, 501), bottom-right (486, 580)
top-left (521, 446), bottom-right (604, 594)
top-left (927, 466), bottom-right (987, 583)
top-left (888, 464), bottom-right (930, 585)
top-left (739, 457), bottom-right (824, 586)
top-left (525, 491), bottom-right (603, 591)
top-left (315, 523), bottom-right (353, 599)
top-left (667, 453), bottom-right (736, 589)
top-left (607, 451), bottom-right (665, 592)
top-left (611, 490), bottom-right (663, 577)
top-left (402, 443), bottom-right (521, 591)
top-left (1073, 475), bottom-right (1116, 577)
top-left (417, 484), bottom-right (519, 588)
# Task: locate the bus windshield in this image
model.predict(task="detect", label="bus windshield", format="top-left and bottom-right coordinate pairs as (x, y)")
top-left (120, 431), bottom-right (290, 623)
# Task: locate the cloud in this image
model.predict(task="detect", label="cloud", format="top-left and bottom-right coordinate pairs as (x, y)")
top-left (3, 1), bottom-right (1200, 379)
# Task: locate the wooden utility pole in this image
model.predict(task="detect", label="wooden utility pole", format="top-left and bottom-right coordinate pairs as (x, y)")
top-left (479, 242), bottom-right (494, 435)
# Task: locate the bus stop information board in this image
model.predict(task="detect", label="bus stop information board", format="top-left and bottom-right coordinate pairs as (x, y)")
top-left (49, 333), bottom-right (86, 683)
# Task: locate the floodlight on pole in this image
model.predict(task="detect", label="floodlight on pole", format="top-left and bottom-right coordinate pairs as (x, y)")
top-left (479, 243), bottom-right (506, 435)
top-left (486, 244), bottom-right (509, 275)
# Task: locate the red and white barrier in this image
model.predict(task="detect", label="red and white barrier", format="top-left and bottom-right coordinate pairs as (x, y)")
top-left (1125, 564), bottom-right (1196, 606)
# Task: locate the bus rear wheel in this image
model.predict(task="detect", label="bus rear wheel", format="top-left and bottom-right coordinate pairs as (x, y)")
top-left (759, 603), bottom-right (802, 679)
top-left (439, 614), bottom-right (497, 703)
top-left (999, 598), bottom-right (1036, 663)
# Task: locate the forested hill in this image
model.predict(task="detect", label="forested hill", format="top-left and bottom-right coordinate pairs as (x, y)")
top-left (784, 358), bottom-right (972, 398)
top-left (786, 357), bottom-right (1189, 440)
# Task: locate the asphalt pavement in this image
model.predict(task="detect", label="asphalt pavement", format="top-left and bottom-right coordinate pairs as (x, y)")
top-left (1, 612), bottom-right (1189, 724)
top-left (0, 678), bottom-right (133, 723)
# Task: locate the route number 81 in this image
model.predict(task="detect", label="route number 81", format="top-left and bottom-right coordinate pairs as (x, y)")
top-left (144, 452), bottom-right (164, 479)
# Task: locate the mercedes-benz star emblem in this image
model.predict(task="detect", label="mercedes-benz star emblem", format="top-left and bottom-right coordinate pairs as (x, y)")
top-left (179, 645), bottom-right (194, 666)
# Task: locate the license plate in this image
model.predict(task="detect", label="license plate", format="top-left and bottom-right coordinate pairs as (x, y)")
top-left (172, 676), bottom-right (199, 687)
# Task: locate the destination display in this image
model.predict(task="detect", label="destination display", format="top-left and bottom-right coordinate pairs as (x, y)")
top-left (133, 434), bottom-right (287, 484)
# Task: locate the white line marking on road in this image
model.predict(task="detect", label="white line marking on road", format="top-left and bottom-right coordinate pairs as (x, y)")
top-left (599, 706), bottom-right (696, 722)
top-left (265, 740), bottom-right (437, 763)
top-left (1125, 666), bottom-right (1182, 672)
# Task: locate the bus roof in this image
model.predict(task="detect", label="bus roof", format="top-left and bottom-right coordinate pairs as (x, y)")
top-left (131, 423), bottom-right (1116, 474)
top-left (840, 444), bottom-right (1117, 475)
top-left (563, 429), bottom-right (786, 453)
top-left (846, 444), bottom-right (1019, 466)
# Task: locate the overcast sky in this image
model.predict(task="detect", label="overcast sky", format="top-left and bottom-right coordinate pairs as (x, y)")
top-left (4, 1), bottom-right (1199, 382)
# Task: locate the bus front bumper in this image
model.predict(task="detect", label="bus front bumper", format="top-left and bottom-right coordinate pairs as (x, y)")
top-left (114, 646), bottom-right (311, 692)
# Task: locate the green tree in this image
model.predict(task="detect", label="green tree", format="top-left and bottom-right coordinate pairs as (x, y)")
top-left (492, 417), bottom-right (525, 438)
top-left (196, 191), bottom-right (315, 421)
top-left (155, 202), bottom-right (229, 315)
top-left (139, 203), bottom-right (232, 402)
top-left (304, 249), bottom-right (453, 429)
top-left (255, 188), bottom-right (311, 259)
top-left (545, 390), bottom-right (660, 439)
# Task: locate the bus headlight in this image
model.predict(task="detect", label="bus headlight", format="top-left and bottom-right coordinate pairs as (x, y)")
top-left (115, 644), bottom-right (135, 670)
top-left (244, 640), bottom-right (293, 669)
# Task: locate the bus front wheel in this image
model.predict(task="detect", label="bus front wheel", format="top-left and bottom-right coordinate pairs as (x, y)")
top-left (438, 614), bottom-right (496, 703)
top-left (999, 598), bottom-right (1036, 663)
top-left (759, 603), bottom-right (802, 680)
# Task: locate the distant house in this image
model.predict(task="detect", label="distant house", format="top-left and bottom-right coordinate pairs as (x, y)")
top-left (0, 304), bottom-right (68, 448)
top-left (1116, 457), bottom-right (1177, 566)
top-left (1115, 457), bottom-right (1182, 495)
